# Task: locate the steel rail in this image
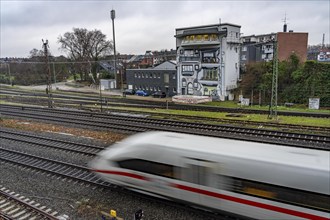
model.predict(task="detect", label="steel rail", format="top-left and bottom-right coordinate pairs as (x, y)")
top-left (0, 147), bottom-right (235, 220)
top-left (0, 186), bottom-right (60, 220)
top-left (1, 89), bottom-right (329, 118)
top-left (0, 128), bottom-right (103, 156)
top-left (0, 105), bottom-right (329, 150)
top-left (0, 104), bottom-right (330, 149)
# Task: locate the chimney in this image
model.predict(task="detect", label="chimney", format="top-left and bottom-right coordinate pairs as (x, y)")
top-left (283, 24), bottom-right (287, 32)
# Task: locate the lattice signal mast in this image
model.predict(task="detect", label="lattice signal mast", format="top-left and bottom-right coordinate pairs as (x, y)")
top-left (42, 39), bottom-right (53, 108)
top-left (268, 38), bottom-right (278, 119)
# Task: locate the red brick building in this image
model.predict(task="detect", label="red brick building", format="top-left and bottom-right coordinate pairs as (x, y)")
top-left (277, 32), bottom-right (308, 62)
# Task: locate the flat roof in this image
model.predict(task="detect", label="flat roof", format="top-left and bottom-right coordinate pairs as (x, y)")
top-left (176, 23), bottom-right (241, 31)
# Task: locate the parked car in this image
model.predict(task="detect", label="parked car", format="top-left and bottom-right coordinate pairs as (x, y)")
top-left (135, 90), bottom-right (149, 96)
top-left (152, 91), bottom-right (166, 98)
top-left (123, 89), bottom-right (135, 95)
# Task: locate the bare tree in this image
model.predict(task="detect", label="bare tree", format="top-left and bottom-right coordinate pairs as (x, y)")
top-left (29, 48), bottom-right (49, 62)
top-left (58, 28), bottom-right (112, 81)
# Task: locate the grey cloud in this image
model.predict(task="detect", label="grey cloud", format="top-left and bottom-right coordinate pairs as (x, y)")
top-left (1, 0), bottom-right (329, 57)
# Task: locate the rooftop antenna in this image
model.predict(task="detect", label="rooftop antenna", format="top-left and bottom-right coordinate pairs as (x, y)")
top-left (282, 12), bottom-right (288, 32)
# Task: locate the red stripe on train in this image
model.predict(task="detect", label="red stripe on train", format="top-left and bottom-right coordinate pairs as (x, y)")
top-left (93, 169), bottom-right (149, 181)
top-left (171, 183), bottom-right (328, 220)
top-left (93, 169), bottom-right (328, 220)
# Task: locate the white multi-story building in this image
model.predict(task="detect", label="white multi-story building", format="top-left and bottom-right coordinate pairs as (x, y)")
top-left (175, 23), bottom-right (241, 100)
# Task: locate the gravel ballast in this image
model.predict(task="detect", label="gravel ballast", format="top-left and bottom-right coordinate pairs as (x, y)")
top-left (0, 126), bottom-right (222, 219)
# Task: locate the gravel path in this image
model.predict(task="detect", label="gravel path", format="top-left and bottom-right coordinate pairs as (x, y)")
top-left (0, 128), bottom-right (221, 220)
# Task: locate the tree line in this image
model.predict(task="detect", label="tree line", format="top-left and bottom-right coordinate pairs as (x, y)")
top-left (237, 54), bottom-right (330, 107)
top-left (1, 27), bottom-right (329, 106)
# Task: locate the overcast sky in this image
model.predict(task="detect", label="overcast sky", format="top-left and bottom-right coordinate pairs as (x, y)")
top-left (1, 0), bottom-right (329, 58)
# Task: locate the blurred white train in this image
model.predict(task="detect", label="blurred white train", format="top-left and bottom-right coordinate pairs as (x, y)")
top-left (89, 131), bottom-right (330, 219)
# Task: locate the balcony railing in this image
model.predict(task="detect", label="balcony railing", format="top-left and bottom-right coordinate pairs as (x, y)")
top-left (263, 48), bottom-right (274, 53)
top-left (179, 56), bottom-right (200, 62)
top-left (181, 39), bottom-right (221, 46)
top-left (226, 37), bottom-right (240, 44)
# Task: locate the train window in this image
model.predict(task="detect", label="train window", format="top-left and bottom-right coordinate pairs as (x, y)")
top-left (116, 159), bottom-right (178, 179)
top-left (181, 164), bottom-right (217, 187)
top-left (232, 177), bottom-right (330, 212)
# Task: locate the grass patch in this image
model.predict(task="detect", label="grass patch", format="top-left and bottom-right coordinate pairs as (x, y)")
top-left (202, 101), bottom-right (330, 114)
top-left (104, 106), bottom-right (330, 128)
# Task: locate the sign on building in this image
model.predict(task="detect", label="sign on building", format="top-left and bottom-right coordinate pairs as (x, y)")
top-left (309, 98), bottom-right (320, 110)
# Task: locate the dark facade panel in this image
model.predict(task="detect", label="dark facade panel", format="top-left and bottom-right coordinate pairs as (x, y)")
top-left (126, 69), bottom-right (177, 97)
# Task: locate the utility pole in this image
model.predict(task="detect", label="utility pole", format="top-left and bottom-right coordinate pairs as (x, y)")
top-left (110, 9), bottom-right (118, 90)
top-left (42, 39), bottom-right (53, 108)
top-left (52, 62), bottom-right (56, 86)
top-left (7, 63), bottom-right (12, 86)
top-left (268, 39), bottom-right (278, 119)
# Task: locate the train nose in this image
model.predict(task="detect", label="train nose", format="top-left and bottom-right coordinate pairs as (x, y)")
top-left (88, 156), bottom-right (101, 171)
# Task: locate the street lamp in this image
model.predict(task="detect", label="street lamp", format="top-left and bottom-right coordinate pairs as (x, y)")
top-left (110, 9), bottom-right (117, 89)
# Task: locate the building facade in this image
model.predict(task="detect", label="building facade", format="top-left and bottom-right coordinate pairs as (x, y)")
top-left (241, 31), bottom-right (308, 66)
top-left (126, 61), bottom-right (177, 97)
top-left (175, 23), bottom-right (241, 100)
top-left (277, 32), bottom-right (308, 62)
top-left (240, 33), bottom-right (276, 66)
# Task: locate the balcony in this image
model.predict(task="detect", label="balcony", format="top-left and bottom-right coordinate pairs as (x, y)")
top-left (226, 37), bottom-right (240, 44)
top-left (179, 56), bottom-right (200, 62)
top-left (263, 48), bottom-right (274, 53)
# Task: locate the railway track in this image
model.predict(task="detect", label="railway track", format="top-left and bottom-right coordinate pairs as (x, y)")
top-left (1, 88), bottom-right (329, 118)
top-left (106, 109), bottom-right (330, 135)
top-left (0, 104), bottom-right (329, 150)
top-left (0, 143), bottom-right (237, 220)
top-left (0, 128), bottom-right (103, 156)
top-left (0, 186), bottom-right (65, 220)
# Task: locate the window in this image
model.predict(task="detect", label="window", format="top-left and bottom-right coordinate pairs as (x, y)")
top-left (202, 50), bottom-right (217, 63)
top-left (196, 35), bottom-right (203, 41)
top-left (134, 73), bottom-right (137, 78)
top-left (164, 73), bottom-right (169, 83)
top-left (158, 73), bottom-right (161, 78)
top-left (172, 73), bottom-right (176, 79)
top-left (184, 50), bottom-right (193, 56)
top-left (241, 55), bottom-right (247, 60)
top-left (182, 65), bottom-right (193, 71)
top-left (242, 46), bottom-right (247, 52)
top-left (201, 68), bottom-right (218, 81)
top-left (116, 159), bottom-right (177, 179)
top-left (232, 177), bottom-right (330, 212)
top-left (187, 83), bottom-right (193, 95)
top-left (182, 65), bottom-right (193, 76)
